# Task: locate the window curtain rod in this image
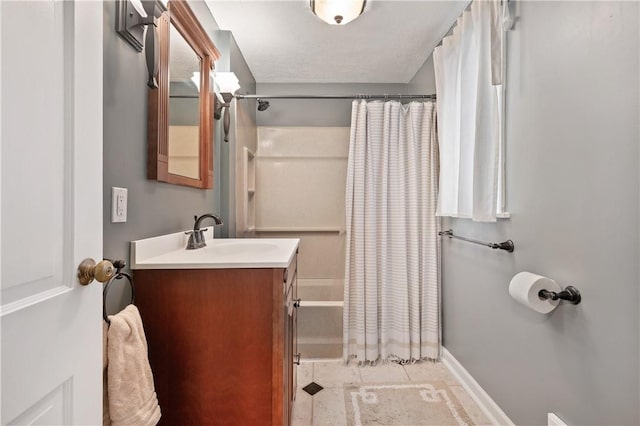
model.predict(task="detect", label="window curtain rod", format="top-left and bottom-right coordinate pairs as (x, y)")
top-left (234, 94), bottom-right (436, 100)
top-left (435, 0), bottom-right (512, 48)
top-left (436, 0), bottom-right (473, 48)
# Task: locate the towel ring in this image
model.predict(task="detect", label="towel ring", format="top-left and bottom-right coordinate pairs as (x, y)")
top-left (103, 260), bottom-right (136, 325)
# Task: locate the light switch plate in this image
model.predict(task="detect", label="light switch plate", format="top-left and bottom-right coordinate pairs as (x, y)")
top-left (111, 187), bottom-right (128, 223)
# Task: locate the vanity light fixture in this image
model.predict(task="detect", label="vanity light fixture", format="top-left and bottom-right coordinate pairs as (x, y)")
top-left (115, 0), bottom-right (168, 88)
top-left (214, 72), bottom-right (241, 143)
top-left (310, 0), bottom-right (367, 25)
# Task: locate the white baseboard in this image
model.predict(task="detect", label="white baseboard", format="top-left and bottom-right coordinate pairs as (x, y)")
top-left (442, 347), bottom-right (514, 426)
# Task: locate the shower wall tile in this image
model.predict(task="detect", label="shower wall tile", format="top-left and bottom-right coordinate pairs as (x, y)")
top-left (298, 279), bottom-right (344, 301)
top-left (256, 158), bottom-right (347, 228)
top-left (255, 126), bottom-right (349, 229)
top-left (256, 126), bottom-right (349, 360)
top-left (254, 233), bottom-right (345, 279)
top-left (297, 306), bottom-right (343, 340)
top-left (296, 235), bottom-right (345, 279)
top-left (257, 126), bottom-right (349, 158)
top-left (298, 343), bottom-right (343, 359)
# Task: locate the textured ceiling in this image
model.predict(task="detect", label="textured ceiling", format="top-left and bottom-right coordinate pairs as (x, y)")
top-left (204, 1), bottom-right (467, 83)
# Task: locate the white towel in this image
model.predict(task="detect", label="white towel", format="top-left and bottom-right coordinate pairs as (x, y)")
top-left (106, 305), bottom-right (161, 426)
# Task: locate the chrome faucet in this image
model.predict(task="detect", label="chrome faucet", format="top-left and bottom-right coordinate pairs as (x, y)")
top-left (186, 214), bottom-right (223, 250)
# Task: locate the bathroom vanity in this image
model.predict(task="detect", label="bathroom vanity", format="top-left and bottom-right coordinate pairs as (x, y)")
top-left (131, 232), bottom-right (299, 425)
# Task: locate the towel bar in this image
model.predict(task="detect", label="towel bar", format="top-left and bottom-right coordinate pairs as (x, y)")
top-left (438, 229), bottom-right (515, 252)
top-left (103, 260), bottom-right (136, 325)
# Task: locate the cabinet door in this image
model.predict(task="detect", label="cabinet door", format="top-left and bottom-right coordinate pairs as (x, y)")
top-left (292, 267), bottom-right (298, 398)
top-left (284, 279), bottom-right (293, 426)
top-left (284, 254), bottom-right (298, 425)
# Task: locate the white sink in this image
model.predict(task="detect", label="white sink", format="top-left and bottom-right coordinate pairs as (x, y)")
top-left (130, 231), bottom-right (299, 270)
top-left (202, 241), bottom-right (279, 257)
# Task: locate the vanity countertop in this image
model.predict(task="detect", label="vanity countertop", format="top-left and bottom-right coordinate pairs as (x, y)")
top-left (130, 230), bottom-right (299, 270)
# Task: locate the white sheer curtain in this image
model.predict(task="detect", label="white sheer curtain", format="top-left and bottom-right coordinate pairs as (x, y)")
top-left (343, 100), bottom-right (441, 364)
top-left (434, 0), bottom-right (505, 222)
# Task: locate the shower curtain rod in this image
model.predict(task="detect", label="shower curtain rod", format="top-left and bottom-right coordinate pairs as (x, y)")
top-left (234, 94), bottom-right (436, 100)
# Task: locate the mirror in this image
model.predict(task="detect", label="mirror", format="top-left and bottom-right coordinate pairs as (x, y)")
top-left (168, 25), bottom-right (201, 180)
top-left (147, 0), bottom-right (220, 188)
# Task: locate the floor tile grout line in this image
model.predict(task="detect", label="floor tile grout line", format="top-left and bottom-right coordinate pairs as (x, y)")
top-left (401, 363), bottom-right (410, 381)
top-left (402, 364), bottom-right (411, 382)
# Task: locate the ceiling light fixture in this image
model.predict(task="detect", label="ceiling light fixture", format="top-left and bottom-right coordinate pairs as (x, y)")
top-left (310, 0), bottom-right (367, 25)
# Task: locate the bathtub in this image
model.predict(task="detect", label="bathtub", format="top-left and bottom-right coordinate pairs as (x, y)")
top-left (297, 278), bottom-right (344, 359)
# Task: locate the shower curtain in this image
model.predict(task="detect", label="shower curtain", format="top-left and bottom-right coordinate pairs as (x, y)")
top-left (343, 100), bottom-right (441, 364)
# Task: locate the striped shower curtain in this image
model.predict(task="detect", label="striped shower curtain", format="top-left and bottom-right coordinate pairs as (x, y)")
top-left (343, 100), bottom-right (441, 364)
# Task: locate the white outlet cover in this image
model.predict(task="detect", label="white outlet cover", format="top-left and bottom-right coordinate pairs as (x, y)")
top-left (111, 187), bottom-right (128, 223)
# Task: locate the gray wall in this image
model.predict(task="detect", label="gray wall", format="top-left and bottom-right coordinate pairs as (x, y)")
top-left (103, 1), bottom-right (222, 311)
top-left (410, 2), bottom-right (638, 425)
top-left (408, 54), bottom-right (435, 95)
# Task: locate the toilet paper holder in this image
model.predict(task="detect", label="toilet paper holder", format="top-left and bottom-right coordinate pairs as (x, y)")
top-left (538, 286), bottom-right (581, 305)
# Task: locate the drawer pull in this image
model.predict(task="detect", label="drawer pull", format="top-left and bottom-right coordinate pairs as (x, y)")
top-left (293, 353), bottom-right (301, 365)
top-left (283, 269), bottom-right (288, 283)
top-left (293, 298), bottom-right (301, 309)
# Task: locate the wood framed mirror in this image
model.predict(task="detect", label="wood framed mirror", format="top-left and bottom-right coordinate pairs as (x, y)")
top-left (148, 0), bottom-right (220, 188)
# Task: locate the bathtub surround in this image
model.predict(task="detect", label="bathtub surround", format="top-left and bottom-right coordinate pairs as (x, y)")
top-left (254, 83), bottom-right (445, 361)
top-left (255, 126), bottom-right (349, 358)
top-left (412, 1), bottom-right (640, 424)
top-left (344, 100), bottom-right (441, 363)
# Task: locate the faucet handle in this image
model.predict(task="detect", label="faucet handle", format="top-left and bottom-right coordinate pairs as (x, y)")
top-left (197, 228), bottom-right (207, 248)
top-left (185, 231), bottom-right (197, 250)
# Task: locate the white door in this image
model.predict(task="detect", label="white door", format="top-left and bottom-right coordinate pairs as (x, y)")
top-left (1, 1), bottom-right (103, 424)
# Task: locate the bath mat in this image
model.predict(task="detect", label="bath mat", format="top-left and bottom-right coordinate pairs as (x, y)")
top-left (344, 381), bottom-right (474, 426)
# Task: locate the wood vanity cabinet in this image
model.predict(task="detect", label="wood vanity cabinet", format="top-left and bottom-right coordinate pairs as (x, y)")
top-left (133, 253), bottom-right (298, 425)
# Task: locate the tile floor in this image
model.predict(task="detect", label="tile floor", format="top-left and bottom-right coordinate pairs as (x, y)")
top-left (292, 360), bottom-right (492, 426)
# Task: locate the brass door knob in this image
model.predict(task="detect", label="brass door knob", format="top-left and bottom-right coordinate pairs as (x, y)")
top-left (77, 258), bottom-right (115, 286)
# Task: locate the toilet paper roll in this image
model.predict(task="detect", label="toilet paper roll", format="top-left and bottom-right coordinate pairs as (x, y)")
top-left (509, 272), bottom-right (562, 314)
